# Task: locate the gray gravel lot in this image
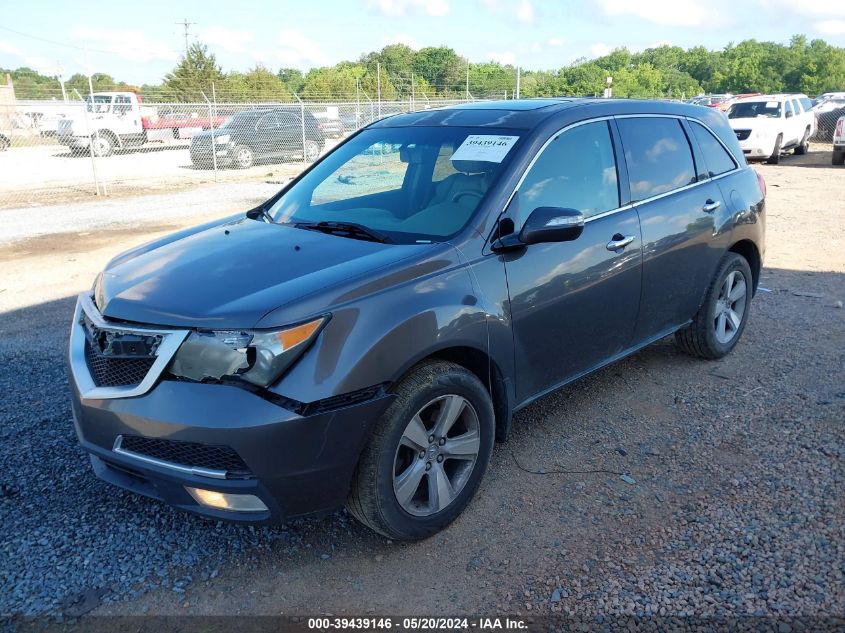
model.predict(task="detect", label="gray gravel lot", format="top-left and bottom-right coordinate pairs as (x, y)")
top-left (0, 148), bottom-right (843, 619)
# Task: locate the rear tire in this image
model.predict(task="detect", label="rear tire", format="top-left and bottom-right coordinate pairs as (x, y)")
top-left (765, 134), bottom-right (782, 165)
top-left (347, 360), bottom-right (495, 541)
top-left (0, 135), bottom-right (8, 151)
top-left (794, 128), bottom-right (810, 155)
top-left (833, 150), bottom-right (845, 166)
top-left (675, 253), bottom-right (753, 360)
top-left (90, 133), bottom-right (114, 157)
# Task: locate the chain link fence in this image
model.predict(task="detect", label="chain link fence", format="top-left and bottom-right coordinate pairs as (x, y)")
top-left (1, 92), bottom-right (842, 210)
top-left (0, 94), bottom-right (468, 208)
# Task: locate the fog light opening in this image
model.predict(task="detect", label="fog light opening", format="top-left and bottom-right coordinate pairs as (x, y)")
top-left (185, 487), bottom-right (268, 513)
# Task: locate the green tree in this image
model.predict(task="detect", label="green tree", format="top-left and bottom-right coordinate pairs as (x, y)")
top-left (277, 67), bottom-right (304, 94)
top-left (224, 65), bottom-right (291, 101)
top-left (161, 42), bottom-right (225, 102)
top-left (412, 46), bottom-right (465, 95)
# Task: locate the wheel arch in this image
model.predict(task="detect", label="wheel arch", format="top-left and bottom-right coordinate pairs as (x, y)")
top-left (95, 128), bottom-right (121, 149)
top-left (728, 239), bottom-right (761, 294)
top-left (399, 345), bottom-right (514, 444)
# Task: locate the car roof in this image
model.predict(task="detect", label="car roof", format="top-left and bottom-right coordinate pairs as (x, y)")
top-left (370, 98), bottom-right (725, 130)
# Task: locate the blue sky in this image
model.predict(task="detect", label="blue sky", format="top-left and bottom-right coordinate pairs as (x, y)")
top-left (2, 0), bottom-right (844, 85)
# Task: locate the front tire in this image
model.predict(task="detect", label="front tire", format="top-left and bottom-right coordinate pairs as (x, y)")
top-left (232, 144), bottom-right (254, 169)
top-left (765, 134), bottom-right (782, 165)
top-left (347, 360), bottom-right (495, 540)
top-left (833, 149), bottom-right (845, 166)
top-left (675, 253), bottom-right (753, 359)
top-left (304, 139), bottom-right (321, 163)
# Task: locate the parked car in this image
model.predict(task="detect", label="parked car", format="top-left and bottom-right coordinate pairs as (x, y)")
top-left (833, 116), bottom-right (845, 165)
top-left (190, 108), bottom-right (324, 169)
top-left (68, 99), bottom-right (765, 540)
top-left (691, 94), bottom-right (732, 110)
top-left (313, 113), bottom-right (344, 139)
top-left (814, 99), bottom-right (845, 141)
top-left (727, 93), bottom-right (815, 163)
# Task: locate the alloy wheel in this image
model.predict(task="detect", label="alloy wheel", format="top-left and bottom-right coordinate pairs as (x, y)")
top-left (304, 140), bottom-right (320, 161)
top-left (714, 270), bottom-right (747, 344)
top-left (392, 394), bottom-right (481, 517)
top-left (236, 147), bottom-right (253, 168)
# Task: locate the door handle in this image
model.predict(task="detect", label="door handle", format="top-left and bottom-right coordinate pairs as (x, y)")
top-left (702, 199), bottom-right (721, 213)
top-left (606, 235), bottom-right (635, 251)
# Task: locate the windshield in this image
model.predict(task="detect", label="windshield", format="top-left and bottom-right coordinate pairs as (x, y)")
top-left (728, 101), bottom-right (781, 119)
top-left (85, 95), bottom-right (112, 113)
top-left (267, 126), bottom-right (521, 244)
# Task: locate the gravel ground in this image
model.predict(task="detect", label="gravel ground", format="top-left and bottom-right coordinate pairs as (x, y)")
top-left (0, 147), bottom-right (843, 619)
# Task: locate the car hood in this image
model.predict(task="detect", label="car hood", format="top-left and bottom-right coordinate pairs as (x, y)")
top-left (728, 117), bottom-right (779, 129)
top-left (96, 217), bottom-right (430, 329)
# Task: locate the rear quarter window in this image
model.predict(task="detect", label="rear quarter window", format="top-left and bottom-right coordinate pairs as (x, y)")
top-left (690, 121), bottom-right (737, 178)
top-left (616, 117), bottom-right (696, 200)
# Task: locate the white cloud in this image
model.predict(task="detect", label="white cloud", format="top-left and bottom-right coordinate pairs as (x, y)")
top-left (762, 2), bottom-right (845, 17)
top-left (368, 0), bottom-right (449, 17)
top-left (596, 0), bottom-right (707, 27)
top-left (590, 42), bottom-right (611, 57)
top-left (264, 29), bottom-right (330, 69)
top-left (516, 0), bottom-right (534, 23)
top-left (815, 20), bottom-right (845, 35)
top-left (486, 50), bottom-right (516, 65)
top-left (72, 28), bottom-right (176, 63)
top-left (382, 33), bottom-right (421, 49)
top-left (547, 37), bottom-right (563, 47)
top-left (24, 56), bottom-right (55, 75)
top-left (0, 41), bottom-right (23, 57)
top-left (203, 26), bottom-right (254, 54)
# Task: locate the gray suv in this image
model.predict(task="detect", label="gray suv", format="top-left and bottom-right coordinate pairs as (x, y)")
top-left (68, 99), bottom-right (766, 540)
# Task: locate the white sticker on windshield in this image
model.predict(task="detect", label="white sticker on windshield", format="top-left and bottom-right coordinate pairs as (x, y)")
top-left (766, 101), bottom-right (779, 108)
top-left (451, 135), bottom-right (519, 163)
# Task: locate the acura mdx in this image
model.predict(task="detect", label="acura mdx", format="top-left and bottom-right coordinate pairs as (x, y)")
top-left (68, 99), bottom-right (766, 540)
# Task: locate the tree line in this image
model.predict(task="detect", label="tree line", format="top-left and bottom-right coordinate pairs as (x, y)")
top-left (5, 35), bottom-right (844, 103)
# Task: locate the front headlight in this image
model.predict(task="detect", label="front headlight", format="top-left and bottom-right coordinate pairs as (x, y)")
top-left (168, 317), bottom-right (327, 387)
top-left (214, 134), bottom-right (231, 144)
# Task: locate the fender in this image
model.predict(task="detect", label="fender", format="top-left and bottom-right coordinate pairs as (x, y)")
top-left (265, 244), bottom-right (506, 406)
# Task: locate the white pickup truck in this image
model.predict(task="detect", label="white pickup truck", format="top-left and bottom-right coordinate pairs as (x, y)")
top-left (57, 92), bottom-right (228, 157)
top-left (726, 93), bottom-right (816, 164)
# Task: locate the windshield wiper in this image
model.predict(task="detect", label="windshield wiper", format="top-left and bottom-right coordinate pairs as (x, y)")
top-left (293, 221), bottom-right (395, 244)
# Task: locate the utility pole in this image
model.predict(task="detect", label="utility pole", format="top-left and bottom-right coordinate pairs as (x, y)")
top-left (56, 61), bottom-right (67, 102)
top-left (465, 61), bottom-right (470, 101)
top-left (515, 65), bottom-right (521, 99)
top-left (175, 18), bottom-right (197, 56)
top-left (376, 62), bottom-right (381, 119)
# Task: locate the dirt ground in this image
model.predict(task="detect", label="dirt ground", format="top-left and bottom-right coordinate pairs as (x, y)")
top-left (1, 145), bottom-right (843, 619)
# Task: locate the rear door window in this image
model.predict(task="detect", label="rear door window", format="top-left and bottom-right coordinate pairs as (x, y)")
top-left (616, 117), bottom-right (696, 200)
top-left (689, 121), bottom-right (737, 177)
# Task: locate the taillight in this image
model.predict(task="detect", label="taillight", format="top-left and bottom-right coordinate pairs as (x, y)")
top-left (755, 170), bottom-right (766, 198)
top-left (835, 118), bottom-right (844, 140)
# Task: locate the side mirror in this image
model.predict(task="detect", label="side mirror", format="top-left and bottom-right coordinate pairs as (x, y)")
top-left (785, 110), bottom-right (793, 118)
top-left (519, 207), bottom-right (585, 244)
top-left (492, 207), bottom-right (585, 252)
